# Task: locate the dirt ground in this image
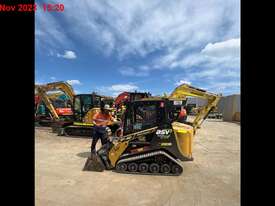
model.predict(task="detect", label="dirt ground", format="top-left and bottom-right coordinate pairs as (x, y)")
top-left (35, 119), bottom-right (240, 206)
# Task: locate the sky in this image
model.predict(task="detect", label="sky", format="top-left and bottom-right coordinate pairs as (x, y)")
top-left (35, 0), bottom-right (240, 97)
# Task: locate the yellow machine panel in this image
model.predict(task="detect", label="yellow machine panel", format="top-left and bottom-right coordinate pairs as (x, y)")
top-left (83, 108), bottom-right (101, 124)
top-left (172, 122), bottom-right (194, 159)
top-left (109, 141), bottom-right (129, 167)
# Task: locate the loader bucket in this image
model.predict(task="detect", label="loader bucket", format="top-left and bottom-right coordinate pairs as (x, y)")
top-left (172, 122), bottom-right (194, 160)
top-left (82, 153), bottom-right (106, 172)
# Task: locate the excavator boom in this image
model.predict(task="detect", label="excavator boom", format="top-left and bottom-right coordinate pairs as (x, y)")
top-left (169, 84), bottom-right (221, 133)
top-left (36, 81), bottom-right (75, 101)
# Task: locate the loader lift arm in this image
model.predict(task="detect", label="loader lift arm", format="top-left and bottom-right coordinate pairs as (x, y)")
top-left (108, 127), bottom-right (158, 167)
top-left (169, 84), bottom-right (221, 133)
top-left (35, 81), bottom-right (75, 121)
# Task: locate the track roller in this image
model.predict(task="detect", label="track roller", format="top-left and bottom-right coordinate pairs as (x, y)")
top-left (128, 163), bottom-right (138, 172)
top-left (114, 150), bottom-right (183, 176)
top-left (149, 163), bottom-right (160, 173)
top-left (116, 163), bottom-right (127, 171)
top-left (161, 164), bottom-right (171, 174)
top-left (138, 163), bottom-right (149, 173)
top-left (171, 165), bottom-right (182, 175)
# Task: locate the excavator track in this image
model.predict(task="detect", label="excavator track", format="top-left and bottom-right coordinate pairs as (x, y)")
top-left (59, 126), bottom-right (92, 137)
top-left (114, 150), bottom-right (183, 176)
top-left (59, 124), bottom-right (119, 137)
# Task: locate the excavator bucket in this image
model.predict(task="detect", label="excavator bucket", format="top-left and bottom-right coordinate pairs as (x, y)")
top-left (82, 153), bottom-right (105, 172)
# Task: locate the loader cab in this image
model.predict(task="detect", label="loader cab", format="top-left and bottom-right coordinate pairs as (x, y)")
top-left (128, 92), bottom-right (151, 102)
top-left (73, 94), bottom-right (102, 122)
top-left (167, 99), bottom-right (187, 120)
top-left (123, 98), bottom-right (187, 135)
top-left (51, 99), bottom-right (67, 108)
top-left (115, 92), bottom-right (151, 109)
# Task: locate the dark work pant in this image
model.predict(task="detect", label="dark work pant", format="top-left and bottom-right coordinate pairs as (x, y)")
top-left (91, 126), bottom-right (107, 152)
top-left (178, 115), bottom-right (187, 123)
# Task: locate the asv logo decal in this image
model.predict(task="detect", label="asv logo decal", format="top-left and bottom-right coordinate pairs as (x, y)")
top-left (156, 129), bottom-right (172, 139)
top-left (156, 129), bottom-right (170, 135)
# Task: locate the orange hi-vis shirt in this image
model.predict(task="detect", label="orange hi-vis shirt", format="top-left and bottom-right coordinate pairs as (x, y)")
top-left (93, 112), bottom-right (113, 127)
top-left (178, 108), bottom-right (187, 118)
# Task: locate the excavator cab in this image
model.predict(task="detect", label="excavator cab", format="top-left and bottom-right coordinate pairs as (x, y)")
top-left (57, 94), bottom-right (119, 136)
top-left (55, 94), bottom-right (102, 136)
top-left (73, 94), bottom-right (102, 123)
top-left (35, 95), bottom-right (73, 126)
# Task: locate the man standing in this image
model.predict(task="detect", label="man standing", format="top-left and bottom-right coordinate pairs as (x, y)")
top-left (91, 104), bottom-right (114, 154)
top-left (178, 106), bottom-right (187, 123)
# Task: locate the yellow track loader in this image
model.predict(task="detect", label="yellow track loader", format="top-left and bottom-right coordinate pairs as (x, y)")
top-left (83, 84), bottom-right (221, 176)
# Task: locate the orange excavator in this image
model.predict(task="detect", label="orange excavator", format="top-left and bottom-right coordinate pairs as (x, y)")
top-left (35, 81), bottom-right (75, 126)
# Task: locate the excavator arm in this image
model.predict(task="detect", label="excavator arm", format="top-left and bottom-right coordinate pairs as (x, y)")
top-left (169, 84), bottom-right (221, 133)
top-left (38, 81), bottom-right (75, 102)
top-left (35, 81), bottom-right (75, 121)
top-left (35, 86), bottom-right (60, 120)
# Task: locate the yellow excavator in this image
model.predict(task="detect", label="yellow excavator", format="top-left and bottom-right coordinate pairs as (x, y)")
top-left (35, 81), bottom-right (75, 125)
top-left (83, 83), bottom-right (221, 176)
top-left (55, 93), bottom-right (120, 137)
top-left (35, 81), bottom-right (119, 134)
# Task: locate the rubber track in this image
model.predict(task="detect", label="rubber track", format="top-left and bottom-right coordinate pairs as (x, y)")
top-left (58, 126), bottom-right (92, 137)
top-left (114, 150), bottom-right (183, 176)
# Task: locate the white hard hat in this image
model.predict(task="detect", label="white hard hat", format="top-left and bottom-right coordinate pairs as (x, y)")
top-left (104, 104), bottom-right (111, 110)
